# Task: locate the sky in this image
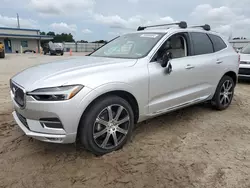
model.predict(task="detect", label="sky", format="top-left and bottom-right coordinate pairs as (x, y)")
top-left (0, 0), bottom-right (250, 41)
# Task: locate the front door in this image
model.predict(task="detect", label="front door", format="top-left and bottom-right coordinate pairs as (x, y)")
top-left (148, 57), bottom-right (200, 114)
top-left (148, 32), bottom-right (207, 115)
top-left (4, 38), bottom-right (12, 53)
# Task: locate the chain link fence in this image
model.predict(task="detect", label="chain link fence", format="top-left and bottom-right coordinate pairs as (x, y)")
top-left (63, 42), bottom-right (105, 52)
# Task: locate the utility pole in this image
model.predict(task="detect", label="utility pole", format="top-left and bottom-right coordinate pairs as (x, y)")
top-left (228, 29), bottom-right (233, 41)
top-left (17, 13), bottom-right (20, 28)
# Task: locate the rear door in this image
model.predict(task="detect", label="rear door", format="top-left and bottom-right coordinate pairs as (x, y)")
top-left (188, 32), bottom-right (219, 98)
top-left (207, 34), bottom-right (229, 82)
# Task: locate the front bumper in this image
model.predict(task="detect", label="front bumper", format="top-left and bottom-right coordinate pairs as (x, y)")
top-left (12, 111), bottom-right (75, 143)
top-left (11, 86), bottom-right (93, 144)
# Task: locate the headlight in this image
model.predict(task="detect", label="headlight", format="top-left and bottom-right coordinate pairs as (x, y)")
top-left (28, 85), bottom-right (83, 101)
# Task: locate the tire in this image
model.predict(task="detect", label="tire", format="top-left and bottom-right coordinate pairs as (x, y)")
top-left (79, 95), bottom-right (134, 156)
top-left (61, 52), bottom-right (64, 56)
top-left (43, 51), bottom-right (46, 55)
top-left (212, 75), bottom-right (235, 110)
top-left (0, 51), bottom-right (5, 58)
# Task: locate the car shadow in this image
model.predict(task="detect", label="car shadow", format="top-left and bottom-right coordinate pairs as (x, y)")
top-left (28, 102), bottom-right (213, 157)
top-left (238, 79), bottom-right (250, 85)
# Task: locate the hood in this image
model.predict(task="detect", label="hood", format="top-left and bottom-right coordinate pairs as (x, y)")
top-left (11, 56), bottom-right (137, 91)
top-left (239, 53), bottom-right (250, 62)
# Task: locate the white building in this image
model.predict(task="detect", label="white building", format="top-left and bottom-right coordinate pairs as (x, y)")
top-left (0, 27), bottom-right (53, 53)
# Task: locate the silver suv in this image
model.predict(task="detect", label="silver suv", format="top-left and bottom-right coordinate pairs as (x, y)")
top-left (10, 22), bottom-right (239, 155)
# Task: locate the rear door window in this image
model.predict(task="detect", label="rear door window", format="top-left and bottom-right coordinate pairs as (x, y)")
top-left (190, 32), bottom-right (214, 55)
top-left (208, 34), bottom-right (227, 52)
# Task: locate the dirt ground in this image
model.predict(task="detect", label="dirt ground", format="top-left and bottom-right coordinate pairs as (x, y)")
top-left (0, 53), bottom-right (250, 188)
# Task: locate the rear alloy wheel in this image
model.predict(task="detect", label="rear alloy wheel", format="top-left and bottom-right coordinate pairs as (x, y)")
top-left (212, 75), bottom-right (235, 110)
top-left (79, 96), bottom-right (134, 155)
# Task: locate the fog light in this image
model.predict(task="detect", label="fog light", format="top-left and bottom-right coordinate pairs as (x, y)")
top-left (45, 137), bottom-right (63, 141)
top-left (39, 118), bottom-right (63, 129)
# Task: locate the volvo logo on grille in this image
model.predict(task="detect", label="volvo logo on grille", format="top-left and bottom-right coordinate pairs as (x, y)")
top-left (12, 86), bottom-right (16, 96)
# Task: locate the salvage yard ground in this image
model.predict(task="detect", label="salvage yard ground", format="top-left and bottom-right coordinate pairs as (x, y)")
top-left (0, 53), bottom-right (250, 188)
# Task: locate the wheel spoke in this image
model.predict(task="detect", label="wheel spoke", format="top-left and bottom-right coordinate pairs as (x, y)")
top-left (226, 80), bottom-right (229, 88)
top-left (96, 118), bottom-right (109, 127)
top-left (222, 84), bottom-right (226, 91)
top-left (112, 132), bottom-right (118, 146)
top-left (227, 83), bottom-right (233, 91)
top-left (114, 106), bottom-right (124, 121)
top-left (228, 92), bottom-right (233, 95)
top-left (107, 106), bottom-right (113, 121)
top-left (94, 128), bottom-right (107, 138)
top-left (225, 96), bottom-right (230, 104)
top-left (117, 116), bottom-right (129, 125)
top-left (101, 133), bottom-right (111, 148)
top-left (220, 96), bottom-right (225, 104)
top-left (116, 127), bottom-right (128, 135)
top-left (220, 92), bottom-right (224, 96)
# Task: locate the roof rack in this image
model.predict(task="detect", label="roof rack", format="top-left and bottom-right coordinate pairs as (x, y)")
top-left (190, 24), bottom-right (211, 31)
top-left (137, 21), bottom-right (187, 31)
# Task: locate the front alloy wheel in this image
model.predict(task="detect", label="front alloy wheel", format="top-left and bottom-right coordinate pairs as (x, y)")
top-left (93, 105), bottom-right (130, 150)
top-left (79, 95), bottom-right (134, 155)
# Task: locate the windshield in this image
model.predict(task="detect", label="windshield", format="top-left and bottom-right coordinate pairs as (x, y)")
top-left (90, 33), bottom-right (164, 59)
top-left (241, 44), bottom-right (250, 54)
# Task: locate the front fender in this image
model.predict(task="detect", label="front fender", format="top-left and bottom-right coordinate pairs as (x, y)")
top-left (76, 82), bottom-right (148, 127)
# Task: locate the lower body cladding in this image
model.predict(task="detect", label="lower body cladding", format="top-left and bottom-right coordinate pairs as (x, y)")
top-left (11, 86), bottom-right (93, 144)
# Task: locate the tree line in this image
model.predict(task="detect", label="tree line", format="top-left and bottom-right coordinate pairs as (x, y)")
top-left (40, 31), bottom-right (108, 43)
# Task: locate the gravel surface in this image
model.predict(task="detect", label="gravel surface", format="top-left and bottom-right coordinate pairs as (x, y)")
top-left (0, 53), bottom-right (250, 188)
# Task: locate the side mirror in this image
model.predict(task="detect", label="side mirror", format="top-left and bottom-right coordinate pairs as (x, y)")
top-left (160, 52), bottom-right (173, 74)
top-left (160, 52), bottom-right (172, 68)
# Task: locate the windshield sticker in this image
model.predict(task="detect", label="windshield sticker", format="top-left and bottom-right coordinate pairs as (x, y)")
top-left (140, 34), bottom-right (159, 38)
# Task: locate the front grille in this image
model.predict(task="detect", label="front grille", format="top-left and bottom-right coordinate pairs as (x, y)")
top-left (10, 81), bottom-right (25, 108)
top-left (56, 50), bottom-right (62, 53)
top-left (239, 68), bottom-right (250, 75)
top-left (16, 112), bottom-right (29, 129)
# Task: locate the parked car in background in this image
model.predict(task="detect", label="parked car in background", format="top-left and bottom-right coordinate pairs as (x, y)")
top-left (0, 42), bottom-right (5, 58)
top-left (43, 41), bottom-right (64, 56)
top-left (10, 22), bottom-right (239, 155)
top-left (238, 44), bottom-right (250, 79)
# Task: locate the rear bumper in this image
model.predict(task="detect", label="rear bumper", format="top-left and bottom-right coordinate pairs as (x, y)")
top-left (239, 67), bottom-right (250, 78)
top-left (50, 49), bottom-right (63, 54)
top-left (12, 111), bottom-right (76, 143)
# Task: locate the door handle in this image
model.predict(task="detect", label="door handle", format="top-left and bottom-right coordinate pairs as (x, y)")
top-left (185, 64), bottom-right (195, 70)
top-left (216, 60), bottom-right (223, 64)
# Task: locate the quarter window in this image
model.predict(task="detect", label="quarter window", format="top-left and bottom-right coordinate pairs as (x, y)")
top-left (208, 34), bottom-right (227, 52)
top-left (190, 32), bottom-right (213, 55)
